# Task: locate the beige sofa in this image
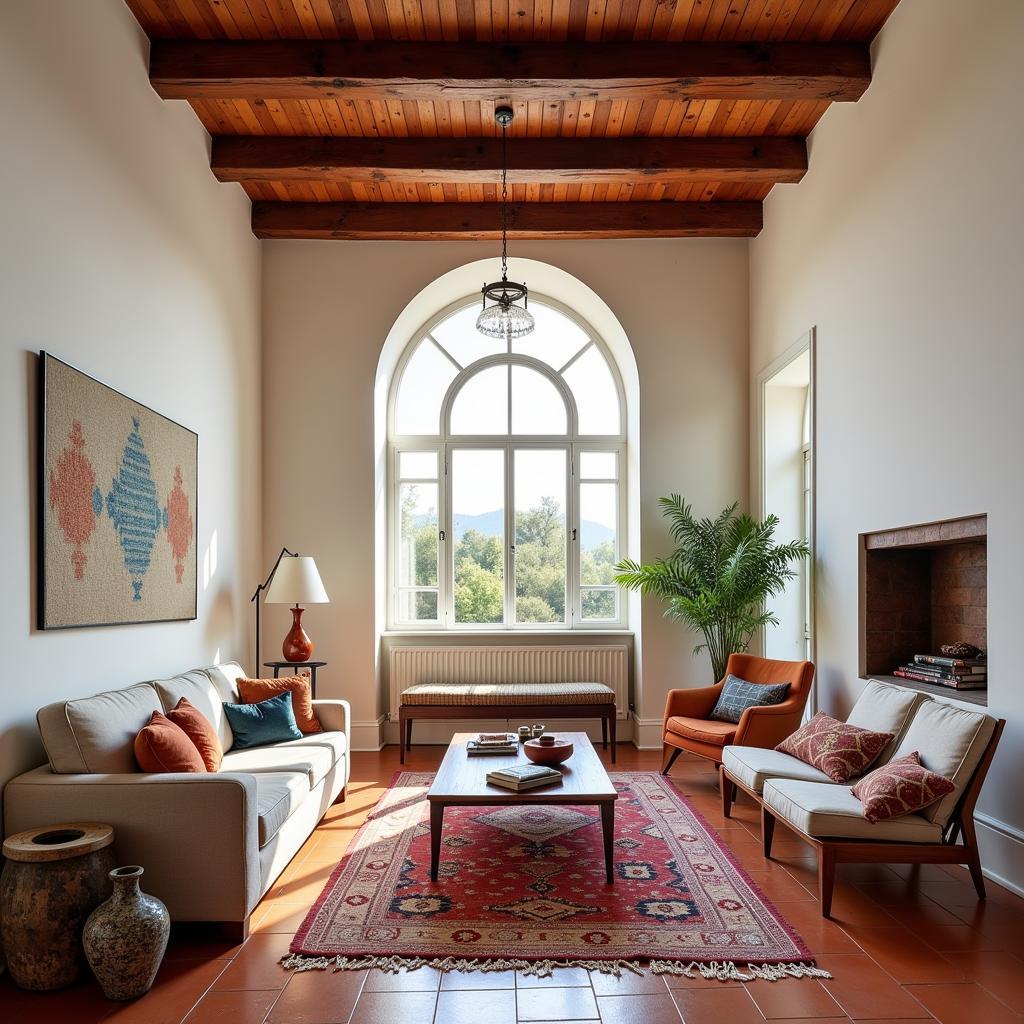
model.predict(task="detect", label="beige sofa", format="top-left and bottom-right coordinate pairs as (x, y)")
top-left (3, 662), bottom-right (349, 939)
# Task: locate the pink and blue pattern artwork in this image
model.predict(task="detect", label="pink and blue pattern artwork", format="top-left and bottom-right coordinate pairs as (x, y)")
top-left (40, 353), bottom-right (198, 628)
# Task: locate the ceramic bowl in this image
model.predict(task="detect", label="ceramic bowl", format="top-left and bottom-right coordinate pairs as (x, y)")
top-left (523, 737), bottom-right (574, 765)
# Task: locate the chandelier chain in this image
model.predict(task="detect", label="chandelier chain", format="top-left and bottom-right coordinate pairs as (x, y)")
top-left (500, 121), bottom-right (508, 281)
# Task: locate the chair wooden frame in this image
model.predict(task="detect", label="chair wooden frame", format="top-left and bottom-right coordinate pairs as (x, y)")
top-left (719, 719), bottom-right (1005, 917)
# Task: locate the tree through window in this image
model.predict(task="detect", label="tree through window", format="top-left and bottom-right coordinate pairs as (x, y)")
top-left (390, 296), bottom-right (626, 629)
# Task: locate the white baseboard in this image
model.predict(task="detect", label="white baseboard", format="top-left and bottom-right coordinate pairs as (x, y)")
top-left (350, 717), bottom-right (386, 751)
top-left (631, 715), bottom-right (664, 750)
top-left (977, 811), bottom-right (1024, 897)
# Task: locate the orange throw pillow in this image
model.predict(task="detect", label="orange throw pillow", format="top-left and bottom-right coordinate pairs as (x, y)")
top-left (134, 711), bottom-right (206, 773)
top-left (236, 676), bottom-right (322, 734)
top-left (166, 697), bottom-right (223, 771)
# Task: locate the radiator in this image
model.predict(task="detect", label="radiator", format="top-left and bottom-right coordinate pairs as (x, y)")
top-left (388, 645), bottom-right (630, 720)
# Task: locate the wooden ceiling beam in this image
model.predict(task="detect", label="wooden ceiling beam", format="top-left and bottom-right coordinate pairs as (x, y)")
top-left (250, 201), bottom-right (763, 240)
top-left (213, 136), bottom-right (807, 185)
top-left (151, 40), bottom-right (870, 103)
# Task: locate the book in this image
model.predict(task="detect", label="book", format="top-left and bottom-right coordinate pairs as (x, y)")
top-left (893, 668), bottom-right (987, 690)
top-left (905, 662), bottom-right (986, 680)
top-left (476, 732), bottom-right (518, 743)
top-left (467, 740), bottom-right (518, 756)
top-left (487, 764), bottom-right (562, 783)
top-left (486, 771), bottom-right (563, 792)
top-left (914, 654), bottom-right (986, 669)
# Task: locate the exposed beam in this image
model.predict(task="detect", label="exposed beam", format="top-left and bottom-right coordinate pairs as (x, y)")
top-left (213, 136), bottom-right (807, 186)
top-left (251, 201), bottom-right (763, 240)
top-left (151, 41), bottom-right (870, 103)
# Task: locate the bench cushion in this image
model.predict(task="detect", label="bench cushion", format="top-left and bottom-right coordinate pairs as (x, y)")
top-left (847, 679), bottom-right (929, 763)
top-left (763, 778), bottom-right (943, 843)
top-left (400, 682), bottom-right (615, 706)
top-left (723, 746), bottom-right (834, 792)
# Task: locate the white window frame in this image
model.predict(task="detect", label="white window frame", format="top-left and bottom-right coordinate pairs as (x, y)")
top-left (387, 294), bottom-right (628, 632)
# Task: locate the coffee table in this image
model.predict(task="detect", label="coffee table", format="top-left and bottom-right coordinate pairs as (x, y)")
top-left (427, 731), bottom-right (618, 883)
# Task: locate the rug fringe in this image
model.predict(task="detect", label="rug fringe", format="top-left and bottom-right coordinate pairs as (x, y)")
top-left (280, 954), bottom-right (830, 982)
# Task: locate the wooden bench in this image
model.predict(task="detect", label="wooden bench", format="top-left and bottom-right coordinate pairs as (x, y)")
top-left (398, 682), bottom-right (617, 764)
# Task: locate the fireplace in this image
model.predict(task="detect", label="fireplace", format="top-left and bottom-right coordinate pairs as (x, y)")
top-left (859, 515), bottom-right (987, 706)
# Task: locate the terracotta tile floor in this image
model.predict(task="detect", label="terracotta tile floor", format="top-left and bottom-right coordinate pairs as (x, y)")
top-left (3, 745), bottom-right (1022, 1023)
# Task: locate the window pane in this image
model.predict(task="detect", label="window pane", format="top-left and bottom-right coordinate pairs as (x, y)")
top-left (395, 339), bottom-right (458, 435)
top-left (514, 449), bottom-right (566, 624)
top-left (511, 366), bottom-right (568, 435)
top-left (453, 450), bottom-right (505, 625)
top-left (399, 590), bottom-right (438, 622)
top-left (563, 345), bottom-right (621, 435)
top-left (580, 482), bottom-right (617, 587)
top-left (430, 304), bottom-right (506, 367)
top-left (579, 451), bottom-right (617, 479)
top-left (398, 483), bottom-right (438, 587)
top-left (581, 588), bottom-right (617, 620)
top-left (399, 451), bottom-right (437, 479)
top-left (450, 365), bottom-right (509, 435)
top-left (512, 302), bottom-right (590, 369)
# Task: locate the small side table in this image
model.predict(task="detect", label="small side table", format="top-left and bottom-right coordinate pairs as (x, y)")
top-left (264, 660), bottom-right (326, 699)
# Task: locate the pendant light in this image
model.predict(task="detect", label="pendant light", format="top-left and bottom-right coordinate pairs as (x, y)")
top-left (476, 106), bottom-right (535, 340)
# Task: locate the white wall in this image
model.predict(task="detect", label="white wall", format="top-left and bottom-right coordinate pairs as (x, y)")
top-left (750, 0), bottom-right (1024, 889)
top-left (262, 239), bottom-right (749, 748)
top-left (0, 1), bottom-right (262, 804)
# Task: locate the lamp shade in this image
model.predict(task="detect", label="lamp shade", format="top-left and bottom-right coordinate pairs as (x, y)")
top-left (265, 555), bottom-right (329, 605)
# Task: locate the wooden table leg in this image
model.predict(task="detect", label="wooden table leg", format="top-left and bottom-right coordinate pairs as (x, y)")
top-left (601, 802), bottom-right (615, 884)
top-left (430, 801), bottom-right (444, 881)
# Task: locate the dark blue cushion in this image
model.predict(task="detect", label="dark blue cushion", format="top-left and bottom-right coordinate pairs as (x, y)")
top-left (223, 690), bottom-right (303, 749)
top-left (709, 674), bottom-right (790, 724)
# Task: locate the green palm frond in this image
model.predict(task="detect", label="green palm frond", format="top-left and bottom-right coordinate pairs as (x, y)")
top-left (614, 498), bottom-right (809, 681)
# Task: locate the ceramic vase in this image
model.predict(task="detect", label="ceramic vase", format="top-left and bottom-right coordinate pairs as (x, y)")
top-left (83, 866), bottom-right (170, 1001)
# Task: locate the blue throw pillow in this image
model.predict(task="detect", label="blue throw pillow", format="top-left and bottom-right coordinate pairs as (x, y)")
top-left (709, 674), bottom-right (790, 724)
top-left (223, 690), bottom-right (303, 749)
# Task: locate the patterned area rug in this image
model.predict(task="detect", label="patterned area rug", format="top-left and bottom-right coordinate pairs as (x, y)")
top-left (284, 771), bottom-right (827, 981)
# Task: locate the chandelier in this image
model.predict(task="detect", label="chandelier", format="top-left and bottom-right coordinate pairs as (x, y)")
top-left (476, 106), bottom-right (535, 340)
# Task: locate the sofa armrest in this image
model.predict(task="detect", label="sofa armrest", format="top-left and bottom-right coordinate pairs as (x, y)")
top-left (312, 698), bottom-right (351, 738)
top-left (734, 700), bottom-right (806, 750)
top-left (3, 767), bottom-right (260, 924)
top-left (664, 685), bottom-right (722, 723)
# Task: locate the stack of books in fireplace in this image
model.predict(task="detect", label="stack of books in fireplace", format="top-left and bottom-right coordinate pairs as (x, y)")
top-left (893, 654), bottom-right (987, 691)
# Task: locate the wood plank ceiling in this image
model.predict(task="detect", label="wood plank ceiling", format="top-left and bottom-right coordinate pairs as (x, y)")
top-left (125, 0), bottom-right (901, 239)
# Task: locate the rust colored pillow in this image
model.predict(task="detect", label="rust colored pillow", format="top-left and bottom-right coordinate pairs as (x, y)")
top-left (776, 712), bottom-right (893, 783)
top-left (236, 675), bottom-right (322, 734)
top-left (134, 711), bottom-right (206, 773)
top-left (166, 697), bottom-right (223, 771)
top-left (852, 751), bottom-right (956, 823)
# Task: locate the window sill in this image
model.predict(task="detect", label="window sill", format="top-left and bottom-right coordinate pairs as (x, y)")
top-left (382, 629), bottom-right (635, 638)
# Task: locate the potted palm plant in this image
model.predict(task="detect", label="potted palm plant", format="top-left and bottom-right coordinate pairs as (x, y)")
top-left (614, 496), bottom-right (809, 683)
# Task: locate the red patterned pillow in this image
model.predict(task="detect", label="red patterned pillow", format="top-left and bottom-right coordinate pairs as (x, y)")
top-left (852, 751), bottom-right (956, 823)
top-left (775, 712), bottom-right (893, 783)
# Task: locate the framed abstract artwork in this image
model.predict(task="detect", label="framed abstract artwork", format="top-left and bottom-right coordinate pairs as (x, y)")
top-left (39, 352), bottom-right (198, 629)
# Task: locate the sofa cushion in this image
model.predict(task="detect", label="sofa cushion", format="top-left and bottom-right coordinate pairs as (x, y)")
top-left (223, 691), bottom-right (304, 750)
top-left (203, 663), bottom-right (245, 704)
top-left (852, 752), bottom-right (956, 824)
top-left (166, 697), bottom-right (223, 772)
top-left (254, 772), bottom-right (308, 848)
top-left (722, 746), bottom-right (834, 793)
top-left (709, 675), bottom-right (790, 724)
top-left (237, 675), bottom-right (322, 734)
top-left (666, 716), bottom-right (737, 747)
top-left (134, 711), bottom-right (208, 774)
top-left (38, 682), bottom-right (164, 774)
top-left (892, 700), bottom-right (996, 825)
top-left (220, 735), bottom-right (339, 788)
top-left (776, 712), bottom-right (892, 783)
top-left (155, 669), bottom-right (234, 754)
top-left (847, 679), bottom-right (928, 762)
top-left (763, 779), bottom-right (943, 843)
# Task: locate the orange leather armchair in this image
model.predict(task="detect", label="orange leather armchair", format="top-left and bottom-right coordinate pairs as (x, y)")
top-left (661, 653), bottom-right (814, 775)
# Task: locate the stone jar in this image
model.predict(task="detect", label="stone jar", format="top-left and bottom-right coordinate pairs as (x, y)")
top-left (83, 866), bottom-right (170, 1000)
top-left (0, 822), bottom-right (115, 991)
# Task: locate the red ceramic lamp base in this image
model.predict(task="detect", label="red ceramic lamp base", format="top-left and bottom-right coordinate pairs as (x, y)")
top-left (282, 605), bottom-right (314, 662)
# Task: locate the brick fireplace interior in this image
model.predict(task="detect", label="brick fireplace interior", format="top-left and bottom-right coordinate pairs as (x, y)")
top-left (860, 514), bottom-right (987, 706)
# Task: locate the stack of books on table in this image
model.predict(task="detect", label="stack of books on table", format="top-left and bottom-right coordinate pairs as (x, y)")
top-left (466, 733), bottom-right (519, 756)
top-left (893, 654), bottom-right (987, 690)
top-left (486, 764), bottom-right (563, 792)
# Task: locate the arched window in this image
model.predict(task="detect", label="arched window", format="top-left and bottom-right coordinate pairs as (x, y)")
top-left (389, 295), bottom-right (627, 629)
